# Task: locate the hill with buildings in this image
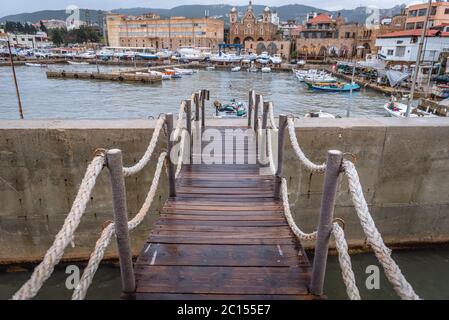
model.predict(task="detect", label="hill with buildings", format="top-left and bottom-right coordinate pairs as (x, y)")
top-left (0, 4), bottom-right (406, 25)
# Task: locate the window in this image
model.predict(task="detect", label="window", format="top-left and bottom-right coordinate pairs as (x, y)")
top-left (387, 49), bottom-right (394, 56)
top-left (409, 10), bottom-right (417, 17)
top-left (445, 8), bottom-right (449, 15)
top-left (395, 46), bottom-right (405, 57)
top-left (397, 40), bottom-right (403, 44)
top-left (418, 8), bottom-right (427, 16)
top-left (415, 22), bottom-right (424, 29)
top-left (406, 23), bottom-right (415, 30)
top-left (430, 6), bottom-right (437, 16)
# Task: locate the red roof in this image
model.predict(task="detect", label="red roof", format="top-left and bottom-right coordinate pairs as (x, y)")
top-left (307, 13), bottom-right (332, 24)
top-left (378, 29), bottom-right (449, 38)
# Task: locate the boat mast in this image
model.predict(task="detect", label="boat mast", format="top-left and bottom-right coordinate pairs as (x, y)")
top-left (6, 36), bottom-right (24, 119)
top-left (406, 0), bottom-right (433, 117)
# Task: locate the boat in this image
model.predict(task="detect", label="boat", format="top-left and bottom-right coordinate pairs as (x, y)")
top-left (383, 100), bottom-right (436, 118)
top-left (307, 82), bottom-right (360, 92)
top-left (297, 60), bottom-right (306, 66)
top-left (270, 54), bottom-right (282, 64)
top-left (295, 69), bottom-right (336, 82)
top-left (206, 66), bottom-right (215, 71)
top-left (261, 67), bottom-right (271, 73)
top-left (213, 99), bottom-right (247, 118)
top-left (257, 52), bottom-right (270, 64)
top-left (138, 52), bottom-right (158, 60)
top-left (210, 53), bottom-right (242, 63)
top-left (79, 51), bottom-right (96, 59)
top-left (25, 62), bottom-right (45, 67)
top-left (165, 69), bottom-right (182, 79)
top-left (68, 61), bottom-right (89, 65)
top-left (231, 66), bottom-right (241, 72)
top-left (173, 67), bottom-right (195, 75)
top-left (304, 111), bottom-right (336, 118)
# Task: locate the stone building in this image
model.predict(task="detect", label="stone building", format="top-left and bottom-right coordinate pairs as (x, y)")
top-left (228, 1), bottom-right (278, 45)
top-left (405, 1), bottom-right (449, 30)
top-left (105, 13), bottom-right (224, 50)
top-left (244, 40), bottom-right (291, 60)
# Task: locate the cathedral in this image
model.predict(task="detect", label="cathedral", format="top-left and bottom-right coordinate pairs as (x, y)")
top-left (228, 1), bottom-right (278, 45)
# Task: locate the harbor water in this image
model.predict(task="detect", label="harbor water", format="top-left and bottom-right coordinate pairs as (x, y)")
top-left (0, 64), bottom-right (389, 120)
top-left (0, 64), bottom-right (448, 300)
top-left (1, 248), bottom-right (448, 300)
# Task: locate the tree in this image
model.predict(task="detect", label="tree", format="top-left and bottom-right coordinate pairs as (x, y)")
top-left (39, 21), bottom-right (48, 33)
top-left (50, 28), bottom-right (64, 46)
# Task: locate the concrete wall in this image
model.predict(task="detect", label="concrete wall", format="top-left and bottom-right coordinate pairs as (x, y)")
top-left (1, 118), bottom-right (449, 263)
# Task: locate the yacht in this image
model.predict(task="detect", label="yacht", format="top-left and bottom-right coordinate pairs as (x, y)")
top-left (270, 54), bottom-right (282, 64)
top-left (210, 53), bottom-right (242, 63)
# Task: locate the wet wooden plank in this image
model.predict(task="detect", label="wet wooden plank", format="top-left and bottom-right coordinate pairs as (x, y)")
top-left (135, 266), bottom-right (310, 295)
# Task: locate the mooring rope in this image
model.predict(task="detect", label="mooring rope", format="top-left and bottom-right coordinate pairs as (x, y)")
top-left (72, 152), bottom-right (167, 300)
top-left (12, 153), bottom-right (106, 300)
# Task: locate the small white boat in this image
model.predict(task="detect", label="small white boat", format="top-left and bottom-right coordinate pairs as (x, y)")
top-left (249, 66), bottom-right (258, 73)
top-left (297, 60), bottom-right (306, 66)
top-left (270, 54), bottom-right (282, 64)
top-left (25, 62), bottom-right (45, 67)
top-left (173, 67), bottom-right (195, 75)
top-left (383, 101), bottom-right (436, 117)
top-left (231, 66), bottom-right (241, 72)
top-left (68, 61), bottom-right (90, 65)
top-left (206, 66), bottom-right (215, 71)
top-left (304, 111), bottom-right (336, 118)
top-left (261, 67), bottom-right (271, 73)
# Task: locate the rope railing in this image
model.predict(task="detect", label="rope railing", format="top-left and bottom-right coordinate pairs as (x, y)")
top-left (12, 89), bottom-right (199, 300)
top-left (342, 159), bottom-right (420, 300)
top-left (72, 152), bottom-right (167, 300)
top-left (12, 153), bottom-right (107, 300)
top-left (261, 95), bottom-right (419, 300)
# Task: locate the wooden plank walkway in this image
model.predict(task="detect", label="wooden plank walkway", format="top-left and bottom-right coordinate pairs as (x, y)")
top-left (134, 127), bottom-right (318, 299)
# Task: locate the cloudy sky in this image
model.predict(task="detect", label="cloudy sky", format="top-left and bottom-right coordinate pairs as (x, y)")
top-left (1, 1), bottom-right (418, 18)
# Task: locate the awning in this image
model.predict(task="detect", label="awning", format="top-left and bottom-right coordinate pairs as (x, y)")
top-left (386, 70), bottom-right (410, 87)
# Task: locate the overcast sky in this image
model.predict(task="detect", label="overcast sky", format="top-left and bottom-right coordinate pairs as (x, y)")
top-left (1, 1), bottom-right (419, 18)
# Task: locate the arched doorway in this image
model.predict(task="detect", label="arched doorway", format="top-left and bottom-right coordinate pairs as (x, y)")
top-left (328, 46), bottom-right (338, 57)
top-left (319, 46), bottom-right (327, 57)
top-left (257, 37), bottom-right (264, 41)
top-left (243, 37), bottom-right (254, 43)
top-left (233, 37), bottom-right (241, 45)
top-left (339, 45), bottom-right (349, 57)
top-left (256, 42), bottom-right (266, 55)
top-left (267, 42), bottom-right (277, 56)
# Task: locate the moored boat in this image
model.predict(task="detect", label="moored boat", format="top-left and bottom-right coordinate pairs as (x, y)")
top-left (25, 62), bottom-right (46, 67)
top-left (383, 100), bottom-right (436, 118)
top-left (231, 66), bottom-right (241, 72)
top-left (68, 61), bottom-right (90, 65)
top-left (261, 67), bottom-right (271, 73)
top-left (307, 82), bottom-right (360, 92)
top-left (304, 111), bottom-right (336, 118)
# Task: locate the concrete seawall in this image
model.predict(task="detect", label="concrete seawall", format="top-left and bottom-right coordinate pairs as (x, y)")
top-left (1, 118), bottom-right (449, 263)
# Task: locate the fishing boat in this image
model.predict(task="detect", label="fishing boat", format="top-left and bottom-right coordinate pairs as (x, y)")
top-left (307, 82), bottom-right (360, 92)
top-left (68, 61), bottom-right (89, 65)
top-left (213, 99), bottom-right (247, 118)
top-left (164, 69), bottom-right (182, 79)
top-left (304, 111), bottom-right (336, 118)
top-left (231, 66), bottom-right (241, 72)
top-left (261, 67), bottom-right (271, 73)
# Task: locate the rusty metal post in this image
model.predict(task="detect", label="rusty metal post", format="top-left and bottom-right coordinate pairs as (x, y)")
top-left (273, 115), bottom-right (288, 198)
top-left (310, 150), bottom-right (343, 297)
top-left (166, 113), bottom-right (176, 197)
top-left (248, 90), bottom-right (253, 128)
top-left (106, 149), bottom-right (135, 299)
top-left (185, 100), bottom-right (192, 164)
top-left (6, 38), bottom-right (24, 119)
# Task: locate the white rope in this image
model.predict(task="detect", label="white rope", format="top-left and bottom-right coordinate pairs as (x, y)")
top-left (332, 222), bottom-right (361, 300)
top-left (342, 159), bottom-right (420, 300)
top-left (281, 178), bottom-right (317, 241)
top-left (72, 152), bottom-right (167, 300)
top-left (12, 154), bottom-right (106, 300)
top-left (267, 102), bottom-right (278, 132)
top-left (287, 118), bottom-right (326, 173)
top-left (122, 116), bottom-right (165, 177)
top-left (173, 101), bottom-right (186, 141)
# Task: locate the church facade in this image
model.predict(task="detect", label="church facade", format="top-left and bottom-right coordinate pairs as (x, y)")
top-left (228, 1), bottom-right (278, 45)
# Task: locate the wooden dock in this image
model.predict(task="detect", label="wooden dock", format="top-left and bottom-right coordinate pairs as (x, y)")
top-left (134, 127), bottom-right (318, 300)
top-left (46, 70), bottom-right (162, 83)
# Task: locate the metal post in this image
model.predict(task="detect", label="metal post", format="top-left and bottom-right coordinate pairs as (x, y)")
top-left (185, 100), bottom-right (192, 164)
top-left (106, 149), bottom-right (135, 299)
top-left (274, 115), bottom-right (288, 198)
top-left (262, 101), bottom-right (269, 130)
top-left (6, 38), bottom-right (24, 119)
top-left (310, 150), bottom-right (343, 296)
top-left (194, 93), bottom-right (200, 121)
top-left (248, 90), bottom-right (253, 128)
top-left (166, 113), bottom-right (176, 197)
